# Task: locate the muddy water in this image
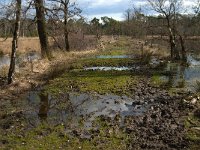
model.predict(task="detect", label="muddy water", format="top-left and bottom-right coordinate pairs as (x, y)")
top-left (24, 91), bottom-right (149, 128)
top-left (0, 52), bottom-right (41, 69)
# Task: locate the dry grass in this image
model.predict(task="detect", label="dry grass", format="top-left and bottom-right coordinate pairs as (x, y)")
top-left (0, 48), bottom-right (98, 100)
top-left (0, 37), bottom-right (41, 54)
top-left (0, 65), bottom-right (9, 77)
top-left (46, 49), bottom-right (98, 79)
top-left (0, 35), bottom-right (98, 55)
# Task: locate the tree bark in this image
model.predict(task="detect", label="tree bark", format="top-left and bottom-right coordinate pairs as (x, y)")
top-left (7, 0), bottom-right (21, 84)
top-left (64, 0), bottom-right (70, 51)
top-left (35, 0), bottom-right (51, 59)
top-left (166, 16), bottom-right (180, 60)
top-left (179, 35), bottom-right (187, 62)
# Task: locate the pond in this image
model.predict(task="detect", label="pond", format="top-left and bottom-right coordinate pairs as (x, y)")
top-left (0, 52), bottom-right (41, 69)
top-left (159, 54), bottom-right (200, 92)
top-left (84, 66), bottom-right (134, 71)
top-left (24, 91), bottom-right (149, 128)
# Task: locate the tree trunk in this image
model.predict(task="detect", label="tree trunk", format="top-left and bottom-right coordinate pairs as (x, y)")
top-left (166, 16), bottom-right (180, 60)
top-left (64, 25), bottom-right (70, 51)
top-left (38, 92), bottom-right (49, 121)
top-left (179, 35), bottom-right (187, 62)
top-left (7, 0), bottom-right (21, 84)
top-left (35, 0), bottom-right (51, 59)
top-left (169, 27), bottom-right (180, 60)
top-left (64, 1), bottom-right (70, 51)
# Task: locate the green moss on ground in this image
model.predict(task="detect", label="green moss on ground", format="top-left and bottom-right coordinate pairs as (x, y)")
top-left (1, 120), bottom-right (130, 150)
top-left (70, 58), bottom-right (138, 69)
top-left (150, 73), bottom-right (167, 87)
top-left (44, 70), bottom-right (137, 96)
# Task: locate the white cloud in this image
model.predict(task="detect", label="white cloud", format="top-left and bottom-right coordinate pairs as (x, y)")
top-left (134, 1), bottom-right (147, 7)
top-left (80, 0), bottom-right (123, 8)
top-left (77, 0), bottom-right (199, 21)
top-left (183, 0), bottom-right (196, 6)
top-left (90, 0), bottom-right (123, 7)
top-left (86, 12), bottom-right (124, 21)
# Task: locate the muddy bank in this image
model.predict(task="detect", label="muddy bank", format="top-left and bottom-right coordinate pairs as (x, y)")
top-left (123, 78), bottom-right (191, 149)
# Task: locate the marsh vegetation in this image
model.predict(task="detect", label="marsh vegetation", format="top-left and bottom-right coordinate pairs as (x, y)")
top-left (0, 0), bottom-right (200, 149)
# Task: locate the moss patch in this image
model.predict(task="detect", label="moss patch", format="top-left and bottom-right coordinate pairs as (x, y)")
top-left (70, 58), bottom-right (139, 69)
top-left (44, 70), bottom-right (137, 96)
top-left (151, 74), bottom-right (164, 87)
top-left (1, 119), bottom-right (130, 150)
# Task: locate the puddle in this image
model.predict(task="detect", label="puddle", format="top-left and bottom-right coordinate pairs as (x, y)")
top-left (187, 54), bottom-right (200, 66)
top-left (0, 52), bottom-right (41, 69)
top-left (96, 55), bottom-right (133, 59)
top-left (24, 91), bottom-right (149, 128)
top-left (84, 66), bottom-right (131, 71)
top-left (0, 55), bottom-right (10, 69)
top-left (84, 66), bottom-right (137, 71)
top-left (159, 55), bottom-right (200, 91)
top-left (149, 58), bottom-right (163, 68)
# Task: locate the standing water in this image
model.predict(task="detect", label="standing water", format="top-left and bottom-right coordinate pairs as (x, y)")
top-left (160, 54), bottom-right (200, 92)
top-left (24, 91), bottom-right (149, 128)
top-left (0, 52), bottom-right (41, 69)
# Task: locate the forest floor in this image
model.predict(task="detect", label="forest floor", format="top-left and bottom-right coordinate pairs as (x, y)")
top-left (0, 36), bottom-right (200, 149)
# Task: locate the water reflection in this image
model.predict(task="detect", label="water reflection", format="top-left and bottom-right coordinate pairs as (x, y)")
top-left (0, 55), bottom-right (10, 69)
top-left (26, 92), bottom-right (149, 128)
top-left (84, 66), bottom-right (135, 71)
top-left (0, 52), bottom-right (41, 69)
top-left (38, 93), bottom-right (49, 121)
top-left (161, 59), bottom-right (200, 91)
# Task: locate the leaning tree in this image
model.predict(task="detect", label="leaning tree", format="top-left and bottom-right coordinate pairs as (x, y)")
top-left (7, 0), bottom-right (21, 84)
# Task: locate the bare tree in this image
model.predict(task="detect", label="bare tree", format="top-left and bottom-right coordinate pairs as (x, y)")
top-left (194, 0), bottom-right (200, 14)
top-left (7, 0), bottom-right (21, 84)
top-left (34, 0), bottom-right (51, 59)
top-left (47, 0), bottom-right (81, 51)
top-left (148, 0), bottom-right (182, 60)
top-left (124, 9), bottom-right (132, 23)
top-left (91, 17), bottom-right (102, 40)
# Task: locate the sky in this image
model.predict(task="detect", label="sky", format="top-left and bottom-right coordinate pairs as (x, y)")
top-left (76, 0), bottom-right (198, 21)
top-left (77, 0), bottom-right (134, 21)
top-left (0, 0), bottom-right (198, 21)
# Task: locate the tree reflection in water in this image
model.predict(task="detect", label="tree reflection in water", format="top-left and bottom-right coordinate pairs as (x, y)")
top-left (38, 93), bottom-right (49, 121)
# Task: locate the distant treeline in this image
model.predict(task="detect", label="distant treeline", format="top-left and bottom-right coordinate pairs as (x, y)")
top-left (0, 14), bottom-right (200, 38)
